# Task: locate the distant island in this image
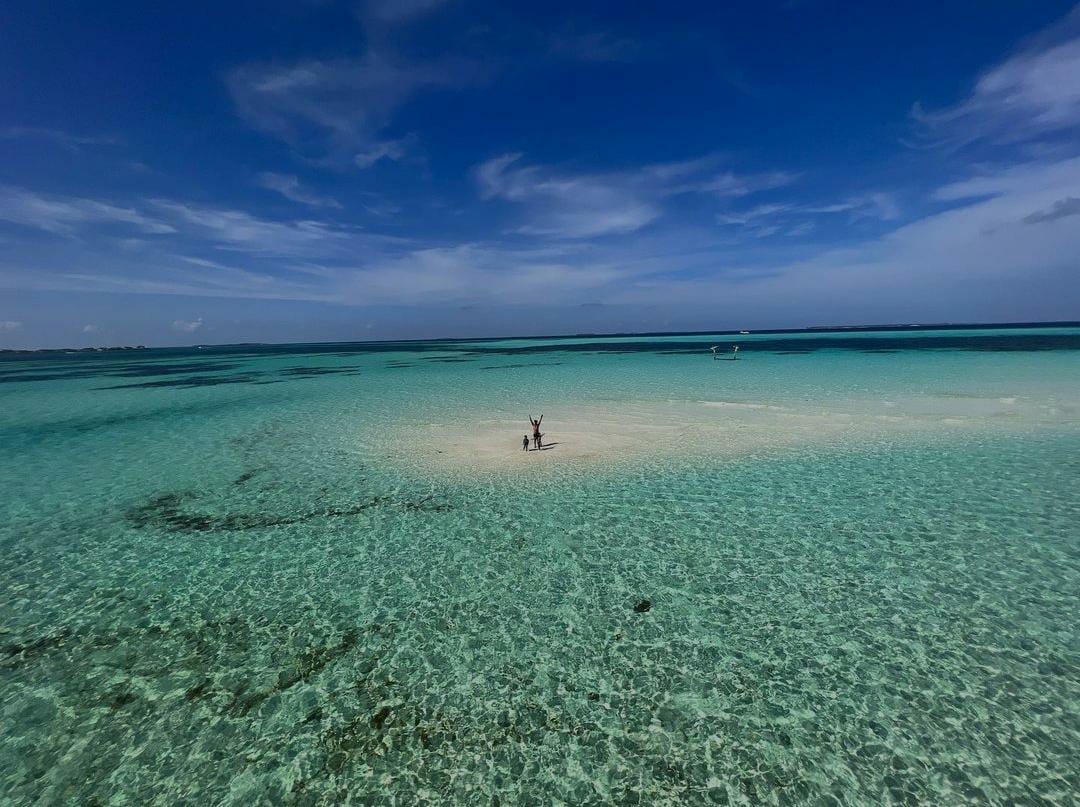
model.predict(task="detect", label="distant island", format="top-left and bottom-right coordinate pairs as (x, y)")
top-left (0, 345), bottom-right (148, 355)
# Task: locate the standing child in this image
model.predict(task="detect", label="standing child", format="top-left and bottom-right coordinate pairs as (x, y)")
top-left (522, 435), bottom-right (530, 451)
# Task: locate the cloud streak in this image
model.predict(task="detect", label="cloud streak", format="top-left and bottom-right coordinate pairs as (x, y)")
top-left (913, 7), bottom-right (1080, 146)
top-left (256, 173), bottom-right (341, 208)
top-left (0, 127), bottom-right (118, 151)
top-left (148, 199), bottom-right (353, 256)
top-left (716, 193), bottom-right (900, 237)
top-left (0, 186), bottom-right (176, 236)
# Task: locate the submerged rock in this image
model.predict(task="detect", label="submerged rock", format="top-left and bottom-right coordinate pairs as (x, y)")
top-left (633, 599), bottom-right (652, 613)
top-left (124, 489), bottom-right (433, 534)
top-left (371, 706), bottom-right (391, 731)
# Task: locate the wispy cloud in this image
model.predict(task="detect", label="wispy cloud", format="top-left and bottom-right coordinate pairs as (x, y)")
top-left (806, 194), bottom-right (900, 221)
top-left (340, 244), bottom-right (620, 305)
top-left (716, 193), bottom-right (899, 238)
top-left (171, 317), bottom-right (204, 333)
top-left (256, 172), bottom-right (341, 208)
top-left (473, 153), bottom-right (793, 239)
top-left (354, 136), bottom-right (414, 169)
top-left (0, 127), bottom-right (118, 152)
top-left (548, 28), bottom-right (639, 62)
top-left (148, 199), bottom-right (351, 256)
top-left (0, 320), bottom-right (22, 332)
top-left (913, 7), bottom-right (1080, 146)
top-left (474, 153), bottom-right (660, 238)
top-left (690, 170), bottom-right (797, 197)
top-left (227, 51), bottom-right (475, 164)
top-left (358, 195), bottom-right (402, 217)
top-left (81, 324), bottom-right (99, 333)
top-left (0, 182), bottom-right (420, 304)
top-left (715, 203), bottom-right (796, 226)
top-left (933, 154), bottom-right (1080, 206)
top-left (0, 186), bottom-right (175, 236)
top-left (45, 264), bottom-right (335, 303)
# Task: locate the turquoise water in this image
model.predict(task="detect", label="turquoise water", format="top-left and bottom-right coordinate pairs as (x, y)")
top-left (1, 328), bottom-right (1078, 804)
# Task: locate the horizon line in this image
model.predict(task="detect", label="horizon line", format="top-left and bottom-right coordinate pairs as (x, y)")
top-left (3, 319), bottom-right (1079, 355)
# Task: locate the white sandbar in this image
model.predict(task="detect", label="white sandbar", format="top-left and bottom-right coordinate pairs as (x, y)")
top-left (380, 393), bottom-right (1034, 479)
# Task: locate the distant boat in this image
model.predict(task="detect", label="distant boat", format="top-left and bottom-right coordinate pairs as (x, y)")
top-left (739, 330), bottom-right (750, 334)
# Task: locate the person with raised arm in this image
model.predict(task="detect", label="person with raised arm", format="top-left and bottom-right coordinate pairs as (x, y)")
top-left (528, 414), bottom-right (544, 449)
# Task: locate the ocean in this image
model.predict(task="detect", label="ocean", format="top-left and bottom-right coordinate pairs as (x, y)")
top-left (1, 326), bottom-right (1078, 804)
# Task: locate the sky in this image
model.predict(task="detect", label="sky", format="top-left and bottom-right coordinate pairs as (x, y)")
top-left (1, 1), bottom-right (1079, 348)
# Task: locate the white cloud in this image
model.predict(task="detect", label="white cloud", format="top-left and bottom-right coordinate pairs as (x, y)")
top-left (0, 320), bottom-right (22, 331)
top-left (5, 155), bottom-right (1074, 325)
top-left (611, 154), bottom-right (1080, 323)
top-left (172, 317), bottom-right (204, 333)
top-left (149, 199), bottom-right (351, 256)
top-left (913, 7), bottom-right (1080, 145)
top-left (227, 52), bottom-right (474, 163)
top-left (0, 186), bottom-right (175, 236)
top-left (329, 153), bottom-right (1080, 314)
top-left (81, 324), bottom-right (99, 333)
top-left (256, 172), bottom-right (341, 208)
top-left (354, 136), bottom-right (412, 169)
top-left (0, 186), bottom-right (416, 303)
top-left (473, 153), bottom-right (793, 239)
top-left (474, 153), bottom-right (660, 238)
top-left (933, 155), bottom-right (1080, 204)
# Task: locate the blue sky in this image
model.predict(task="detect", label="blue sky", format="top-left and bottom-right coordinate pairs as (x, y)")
top-left (1, 1), bottom-right (1079, 347)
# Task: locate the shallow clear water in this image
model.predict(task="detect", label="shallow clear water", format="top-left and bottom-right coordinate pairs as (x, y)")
top-left (1, 328), bottom-right (1078, 805)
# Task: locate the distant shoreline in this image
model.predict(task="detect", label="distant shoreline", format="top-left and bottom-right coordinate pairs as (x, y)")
top-left (0, 345), bottom-right (148, 356)
top-left (1, 320), bottom-right (1077, 355)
